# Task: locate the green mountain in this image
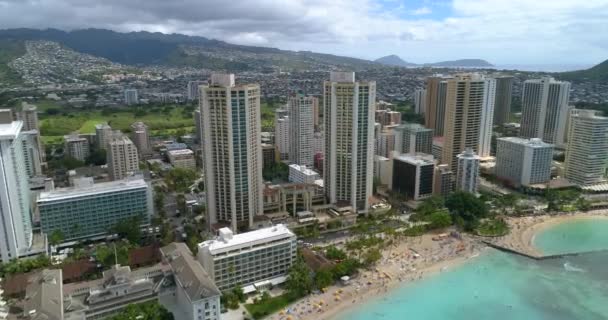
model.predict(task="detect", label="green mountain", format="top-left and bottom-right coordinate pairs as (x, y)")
top-left (558, 59), bottom-right (608, 82)
top-left (0, 39), bottom-right (24, 86)
top-left (0, 28), bottom-right (379, 71)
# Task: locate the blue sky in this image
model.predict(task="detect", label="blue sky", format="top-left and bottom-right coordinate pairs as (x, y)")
top-left (0, 0), bottom-right (607, 66)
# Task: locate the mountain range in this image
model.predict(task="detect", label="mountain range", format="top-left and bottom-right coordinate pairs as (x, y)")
top-left (374, 54), bottom-right (494, 68)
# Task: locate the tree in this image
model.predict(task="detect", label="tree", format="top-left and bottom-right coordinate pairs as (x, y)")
top-left (362, 248), bottom-right (382, 267)
top-left (164, 167), bottom-right (197, 193)
top-left (85, 149), bottom-right (107, 165)
top-left (314, 269), bottom-right (334, 289)
top-left (95, 243), bottom-right (132, 269)
top-left (109, 301), bottom-right (174, 320)
top-left (110, 217), bottom-right (142, 244)
top-left (445, 191), bottom-right (488, 231)
top-left (49, 229), bottom-right (64, 247)
top-left (575, 197), bottom-right (591, 212)
top-left (416, 195), bottom-right (445, 216)
top-left (427, 210), bottom-right (452, 229)
top-left (285, 255), bottom-right (313, 298)
top-left (325, 246), bottom-right (347, 261)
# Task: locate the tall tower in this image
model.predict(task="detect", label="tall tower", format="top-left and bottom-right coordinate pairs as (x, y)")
top-left (414, 89), bottom-right (426, 115)
top-left (394, 123), bottom-right (433, 155)
top-left (275, 110), bottom-right (290, 161)
top-left (492, 76), bottom-right (514, 125)
top-left (124, 89), bottom-right (139, 105)
top-left (520, 77), bottom-right (571, 145)
top-left (424, 76), bottom-right (450, 136)
top-left (95, 124), bottom-right (113, 150)
top-left (130, 122), bottom-right (151, 157)
top-left (288, 94), bottom-right (315, 166)
top-left (564, 110), bottom-right (608, 186)
top-left (0, 120), bottom-right (33, 262)
top-left (200, 74), bottom-right (263, 231)
top-left (456, 148), bottom-right (480, 193)
top-left (324, 72), bottom-right (375, 214)
top-left (107, 135), bottom-right (140, 180)
top-left (442, 74), bottom-right (495, 172)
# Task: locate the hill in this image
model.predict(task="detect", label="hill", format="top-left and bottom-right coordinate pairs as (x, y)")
top-left (375, 55), bottom-right (417, 67)
top-left (0, 39), bottom-right (24, 86)
top-left (0, 28), bottom-right (379, 71)
top-left (558, 59), bottom-right (608, 82)
top-left (375, 55), bottom-right (493, 68)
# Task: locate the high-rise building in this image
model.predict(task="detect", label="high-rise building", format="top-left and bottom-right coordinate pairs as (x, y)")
top-left (95, 123), bottom-right (113, 150)
top-left (478, 77), bottom-right (497, 157)
top-left (275, 111), bottom-right (290, 161)
top-left (194, 110), bottom-right (203, 144)
top-left (187, 80), bottom-right (207, 101)
top-left (0, 120), bottom-right (33, 262)
top-left (18, 105), bottom-right (45, 166)
top-left (375, 109), bottom-right (401, 127)
top-left (167, 149), bottom-right (196, 170)
top-left (130, 122), bottom-right (151, 157)
top-left (456, 148), bottom-right (480, 193)
top-left (414, 89), bottom-right (426, 114)
top-left (64, 134), bottom-right (90, 161)
top-left (424, 76), bottom-right (450, 136)
top-left (200, 74), bottom-right (263, 231)
top-left (20, 104), bottom-right (39, 131)
top-left (313, 131), bottom-right (324, 156)
top-left (324, 72), bottom-right (375, 213)
top-left (375, 125), bottom-right (397, 158)
top-left (107, 135), bottom-right (140, 180)
top-left (520, 77), bottom-right (571, 145)
top-left (312, 96), bottom-right (321, 129)
top-left (288, 94), bottom-right (315, 166)
top-left (492, 76), bottom-right (514, 125)
top-left (442, 74), bottom-right (495, 172)
top-left (394, 123), bottom-right (433, 155)
top-left (38, 176), bottom-right (152, 242)
top-left (124, 89), bottom-right (139, 105)
top-left (21, 131), bottom-right (43, 177)
top-left (391, 154), bottom-right (434, 201)
top-left (564, 110), bottom-right (608, 186)
top-left (288, 164), bottom-right (320, 184)
top-left (433, 164), bottom-right (454, 197)
top-left (495, 137), bottom-right (553, 187)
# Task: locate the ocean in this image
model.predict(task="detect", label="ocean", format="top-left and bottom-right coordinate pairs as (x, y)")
top-left (337, 218), bottom-right (608, 320)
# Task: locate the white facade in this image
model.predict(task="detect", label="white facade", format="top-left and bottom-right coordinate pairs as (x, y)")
top-left (130, 122), bottom-right (151, 157)
top-left (124, 89), bottom-right (139, 105)
top-left (288, 95), bottom-right (315, 166)
top-left (313, 131), bottom-right (324, 156)
top-left (0, 120), bottom-right (33, 262)
top-left (95, 123), bottom-right (113, 150)
top-left (288, 164), bottom-right (320, 184)
top-left (64, 134), bottom-right (90, 161)
top-left (324, 72), bottom-right (376, 214)
top-left (21, 130), bottom-right (43, 177)
top-left (168, 149), bottom-right (196, 170)
top-left (478, 78), bottom-right (496, 157)
top-left (414, 89), bottom-right (426, 114)
top-left (107, 135), bottom-right (140, 180)
top-left (275, 111), bottom-right (290, 161)
top-left (495, 137), bottom-right (554, 187)
top-left (197, 225), bottom-right (297, 292)
top-left (187, 80), bottom-right (207, 101)
top-left (394, 123), bottom-right (433, 155)
top-left (520, 77), bottom-right (571, 146)
top-left (456, 148), bottom-right (480, 193)
top-left (564, 110), bottom-right (608, 186)
top-left (200, 74), bottom-right (263, 231)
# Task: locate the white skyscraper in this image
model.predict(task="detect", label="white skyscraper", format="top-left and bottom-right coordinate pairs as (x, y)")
top-left (124, 89), bottom-right (139, 105)
top-left (520, 77), bottom-right (571, 146)
top-left (564, 110), bottom-right (608, 186)
top-left (324, 72), bottom-right (375, 213)
top-left (200, 74), bottom-right (263, 231)
top-left (0, 120), bottom-right (33, 262)
top-left (478, 77), bottom-right (496, 158)
top-left (275, 110), bottom-right (290, 161)
top-left (187, 80), bottom-right (207, 101)
top-left (495, 137), bottom-right (554, 187)
top-left (64, 134), bottom-right (90, 161)
top-left (288, 94), bottom-right (315, 166)
top-left (456, 148), bottom-right (480, 193)
top-left (414, 89), bottom-right (426, 114)
top-left (107, 135), bottom-right (140, 180)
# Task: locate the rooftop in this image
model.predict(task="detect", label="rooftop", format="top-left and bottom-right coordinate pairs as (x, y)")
top-left (199, 224), bottom-right (295, 255)
top-left (0, 120), bottom-right (23, 140)
top-left (289, 164), bottom-right (319, 176)
top-left (24, 269), bottom-right (63, 320)
top-left (168, 149), bottom-right (194, 156)
top-left (394, 153), bottom-right (435, 166)
top-left (498, 137), bottom-right (554, 148)
top-left (38, 177), bottom-right (148, 203)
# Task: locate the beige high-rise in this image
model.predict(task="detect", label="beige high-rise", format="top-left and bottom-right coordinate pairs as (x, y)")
top-left (130, 122), bottom-right (151, 157)
top-left (424, 76), bottom-right (450, 136)
top-left (107, 135), bottom-right (140, 180)
top-left (441, 74), bottom-right (495, 172)
top-left (200, 74), bottom-right (263, 231)
top-left (564, 110), bottom-right (608, 186)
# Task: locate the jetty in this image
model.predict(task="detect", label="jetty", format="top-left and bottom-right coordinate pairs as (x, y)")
top-left (482, 241), bottom-right (607, 260)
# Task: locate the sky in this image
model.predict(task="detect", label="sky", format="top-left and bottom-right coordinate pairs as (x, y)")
top-left (0, 0), bottom-right (607, 66)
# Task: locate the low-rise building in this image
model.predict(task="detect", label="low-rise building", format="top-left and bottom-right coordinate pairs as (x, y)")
top-left (38, 176), bottom-right (153, 242)
top-left (64, 134), bottom-right (90, 161)
top-left (288, 164), bottom-right (320, 184)
top-left (456, 148), bottom-right (480, 193)
top-left (495, 137), bottom-right (554, 187)
top-left (167, 149), bottom-right (196, 170)
top-left (391, 154), bottom-right (434, 200)
top-left (197, 225), bottom-right (297, 292)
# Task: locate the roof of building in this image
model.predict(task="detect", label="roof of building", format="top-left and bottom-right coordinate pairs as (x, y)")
top-left (160, 243), bottom-right (221, 301)
top-left (497, 137), bottom-right (554, 148)
top-left (288, 164), bottom-right (319, 176)
top-left (24, 269), bottom-right (63, 320)
top-left (38, 177), bottom-right (148, 203)
top-left (395, 122), bottom-right (432, 132)
top-left (0, 120), bottom-right (23, 140)
top-left (394, 153), bottom-right (435, 165)
top-left (199, 224), bottom-right (295, 255)
top-left (168, 149), bottom-right (194, 156)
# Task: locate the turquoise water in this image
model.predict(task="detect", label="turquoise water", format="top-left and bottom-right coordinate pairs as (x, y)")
top-left (534, 218), bottom-right (608, 255)
top-left (338, 219), bottom-right (608, 320)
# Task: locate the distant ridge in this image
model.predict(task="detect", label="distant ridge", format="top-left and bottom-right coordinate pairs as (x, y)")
top-left (375, 54), bottom-right (494, 68)
top-left (558, 59), bottom-right (608, 82)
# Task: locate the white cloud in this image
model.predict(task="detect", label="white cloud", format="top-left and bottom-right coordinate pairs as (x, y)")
top-left (0, 0), bottom-right (606, 65)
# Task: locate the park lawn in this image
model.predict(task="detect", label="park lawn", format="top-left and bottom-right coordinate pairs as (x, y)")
top-left (79, 119), bottom-right (108, 133)
top-left (244, 294), bottom-right (298, 320)
top-left (41, 135), bottom-right (64, 145)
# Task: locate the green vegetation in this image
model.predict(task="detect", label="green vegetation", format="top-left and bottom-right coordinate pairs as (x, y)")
top-left (0, 255), bottom-right (51, 278)
top-left (261, 101), bottom-right (281, 131)
top-left (245, 293), bottom-right (297, 319)
top-left (544, 188), bottom-right (589, 212)
top-left (221, 287), bottom-right (246, 310)
top-left (164, 167), bottom-right (198, 193)
top-left (86, 149), bottom-right (107, 166)
top-left (475, 218), bottom-right (509, 236)
top-left (394, 101), bottom-right (425, 124)
top-left (445, 191), bottom-right (489, 231)
top-left (94, 242), bottom-right (135, 269)
top-left (558, 59), bottom-right (608, 83)
top-left (263, 162), bottom-right (289, 182)
top-left (0, 39), bottom-right (24, 86)
top-left (109, 301), bottom-right (174, 320)
top-left (49, 230), bottom-right (64, 247)
top-left (110, 217), bottom-right (143, 244)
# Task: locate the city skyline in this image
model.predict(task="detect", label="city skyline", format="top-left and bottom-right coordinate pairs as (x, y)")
top-left (0, 1), bottom-right (607, 66)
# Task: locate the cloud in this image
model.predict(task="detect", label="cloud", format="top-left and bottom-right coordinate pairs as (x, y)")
top-left (0, 0), bottom-right (606, 65)
top-left (411, 7), bottom-right (432, 15)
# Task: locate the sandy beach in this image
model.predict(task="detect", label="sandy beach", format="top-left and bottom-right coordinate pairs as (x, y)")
top-left (266, 209), bottom-right (608, 320)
